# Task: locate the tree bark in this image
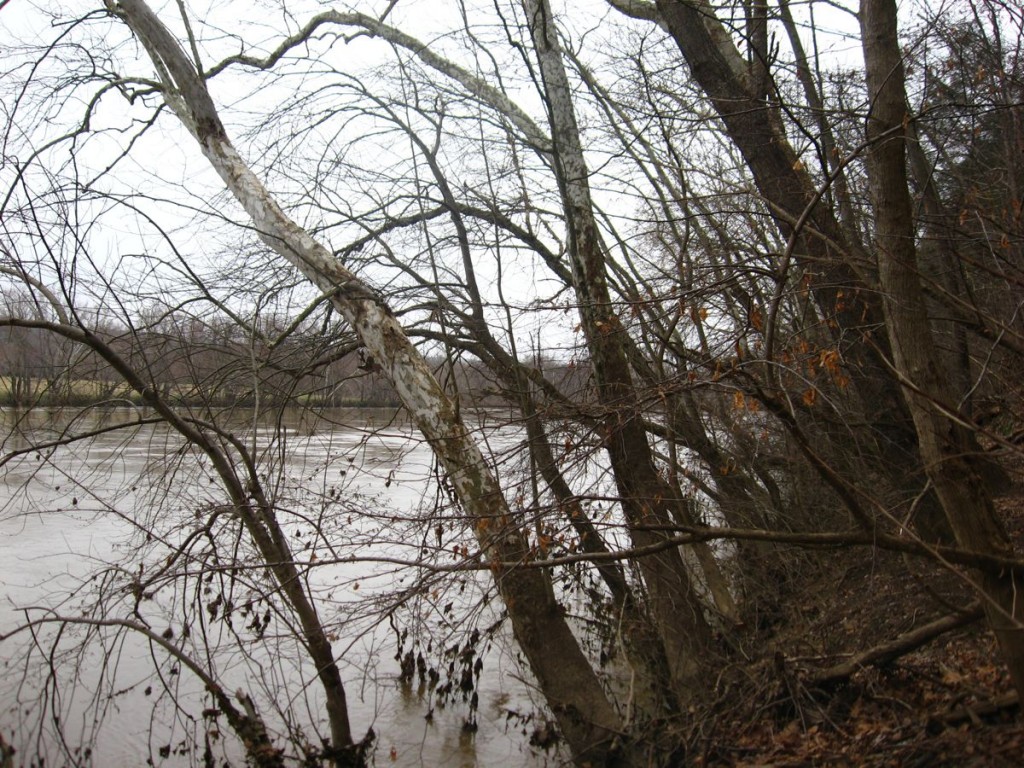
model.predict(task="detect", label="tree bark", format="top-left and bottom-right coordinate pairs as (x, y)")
top-left (859, 0), bottom-right (1024, 698)
top-left (522, 0), bottom-right (715, 701)
top-left (650, 0), bottom-right (952, 541)
top-left (114, 1), bottom-right (625, 762)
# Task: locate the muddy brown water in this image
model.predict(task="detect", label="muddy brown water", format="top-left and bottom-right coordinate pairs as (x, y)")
top-left (0, 407), bottom-right (562, 767)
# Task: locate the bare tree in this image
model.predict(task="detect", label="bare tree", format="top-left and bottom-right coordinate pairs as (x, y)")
top-left (4, 0), bottom-right (1024, 765)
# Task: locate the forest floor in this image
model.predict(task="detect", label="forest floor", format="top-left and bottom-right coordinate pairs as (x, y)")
top-left (688, 465), bottom-right (1024, 766)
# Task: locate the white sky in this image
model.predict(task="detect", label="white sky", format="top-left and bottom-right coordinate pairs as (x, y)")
top-left (0, 0), bottom-right (936, 355)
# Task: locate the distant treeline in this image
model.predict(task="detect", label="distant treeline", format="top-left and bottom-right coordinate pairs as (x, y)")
top-left (0, 321), bottom-right (588, 410)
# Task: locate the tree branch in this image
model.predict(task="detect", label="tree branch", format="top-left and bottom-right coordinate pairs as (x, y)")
top-left (810, 604), bottom-right (985, 685)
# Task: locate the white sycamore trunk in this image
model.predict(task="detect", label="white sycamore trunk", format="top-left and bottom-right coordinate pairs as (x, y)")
top-left (114, 1), bottom-right (624, 763)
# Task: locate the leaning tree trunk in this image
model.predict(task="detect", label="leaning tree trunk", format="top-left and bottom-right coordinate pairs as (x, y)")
top-left (651, 0), bottom-right (953, 541)
top-left (113, 1), bottom-right (624, 763)
top-left (522, 0), bottom-right (715, 702)
top-left (860, 0), bottom-right (1024, 698)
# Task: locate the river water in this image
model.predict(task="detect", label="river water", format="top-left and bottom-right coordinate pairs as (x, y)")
top-left (0, 407), bottom-right (564, 767)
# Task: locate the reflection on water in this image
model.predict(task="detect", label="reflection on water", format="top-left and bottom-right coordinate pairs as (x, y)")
top-left (0, 407), bottom-right (559, 767)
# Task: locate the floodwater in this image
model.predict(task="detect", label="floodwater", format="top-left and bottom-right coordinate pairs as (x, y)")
top-left (0, 407), bottom-right (562, 767)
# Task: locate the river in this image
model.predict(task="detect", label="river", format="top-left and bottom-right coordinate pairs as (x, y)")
top-left (0, 407), bottom-right (564, 767)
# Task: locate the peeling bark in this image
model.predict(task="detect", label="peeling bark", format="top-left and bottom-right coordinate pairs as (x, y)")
top-left (113, 1), bottom-right (623, 762)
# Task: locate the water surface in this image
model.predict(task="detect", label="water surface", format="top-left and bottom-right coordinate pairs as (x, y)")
top-left (0, 407), bottom-right (559, 766)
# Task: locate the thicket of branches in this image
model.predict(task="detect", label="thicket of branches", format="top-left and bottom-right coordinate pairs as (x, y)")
top-left (1, 0), bottom-right (1022, 766)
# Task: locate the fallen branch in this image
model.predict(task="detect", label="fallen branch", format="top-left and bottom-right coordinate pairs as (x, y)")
top-left (811, 604), bottom-right (985, 685)
top-left (940, 692), bottom-right (1020, 726)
